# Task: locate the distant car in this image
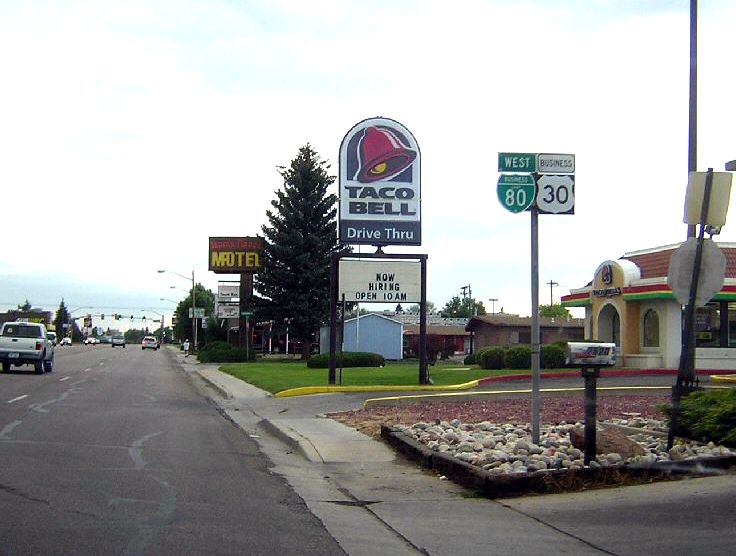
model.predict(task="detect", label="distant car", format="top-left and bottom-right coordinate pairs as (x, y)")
top-left (141, 336), bottom-right (159, 350)
top-left (60, 337), bottom-right (72, 346)
top-left (111, 336), bottom-right (126, 348)
top-left (83, 337), bottom-right (99, 345)
top-left (47, 332), bottom-right (57, 346)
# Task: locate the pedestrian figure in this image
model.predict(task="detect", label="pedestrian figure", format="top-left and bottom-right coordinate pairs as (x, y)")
top-left (183, 339), bottom-right (190, 357)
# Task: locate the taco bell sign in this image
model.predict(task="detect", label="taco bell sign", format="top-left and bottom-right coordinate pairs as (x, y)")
top-left (339, 117), bottom-right (421, 246)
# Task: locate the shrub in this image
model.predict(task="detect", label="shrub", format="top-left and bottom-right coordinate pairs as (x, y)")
top-left (540, 344), bottom-right (566, 369)
top-left (198, 341), bottom-right (255, 363)
top-left (505, 345), bottom-right (531, 369)
top-left (662, 389), bottom-right (736, 447)
top-left (477, 347), bottom-right (505, 370)
top-left (306, 352), bottom-right (385, 369)
top-left (463, 352), bottom-right (477, 365)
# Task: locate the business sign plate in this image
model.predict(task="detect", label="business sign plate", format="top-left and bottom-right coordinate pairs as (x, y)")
top-left (339, 260), bottom-right (421, 303)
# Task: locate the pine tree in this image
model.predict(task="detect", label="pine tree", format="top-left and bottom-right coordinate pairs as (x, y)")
top-left (258, 144), bottom-right (338, 358)
top-left (53, 299), bottom-right (71, 339)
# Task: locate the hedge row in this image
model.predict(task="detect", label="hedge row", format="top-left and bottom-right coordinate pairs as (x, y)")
top-left (307, 352), bottom-right (386, 369)
top-left (475, 343), bottom-right (567, 370)
top-left (198, 341), bottom-right (255, 363)
top-left (662, 389), bottom-right (736, 447)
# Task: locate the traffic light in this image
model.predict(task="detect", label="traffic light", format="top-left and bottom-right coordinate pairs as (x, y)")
top-left (130, 315), bottom-right (134, 321)
top-left (101, 314), bottom-right (105, 320)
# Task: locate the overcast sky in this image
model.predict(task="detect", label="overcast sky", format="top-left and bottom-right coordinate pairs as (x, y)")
top-left (1, 0), bottom-right (734, 328)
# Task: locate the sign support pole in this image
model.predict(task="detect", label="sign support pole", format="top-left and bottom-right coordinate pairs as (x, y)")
top-left (328, 252), bottom-right (338, 385)
top-left (668, 167), bottom-right (713, 449)
top-left (530, 205), bottom-right (541, 445)
top-left (238, 273), bottom-right (253, 348)
top-left (419, 257), bottom-right (428, 384)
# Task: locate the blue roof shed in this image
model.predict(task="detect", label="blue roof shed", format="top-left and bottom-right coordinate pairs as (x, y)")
top-left (342, 313), bottom-right (403, 360)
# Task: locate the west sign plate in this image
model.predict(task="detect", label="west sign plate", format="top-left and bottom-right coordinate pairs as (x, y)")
top-left (498, 174), bottom-right (535, 213)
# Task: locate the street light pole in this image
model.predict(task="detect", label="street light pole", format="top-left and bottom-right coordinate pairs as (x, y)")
top-left (192, 270), bottom-right (197, 350)
top-left (158, 269), bottom-right (197, 350)
top-left (488, 298), bottom-right (498, 314)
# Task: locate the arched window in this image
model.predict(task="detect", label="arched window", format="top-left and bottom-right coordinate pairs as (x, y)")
top-left (643, 309), bottom-right (660, 347)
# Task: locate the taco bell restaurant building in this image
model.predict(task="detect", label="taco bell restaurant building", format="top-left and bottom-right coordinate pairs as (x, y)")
top-left (561, 243), bottom-right (736, 370)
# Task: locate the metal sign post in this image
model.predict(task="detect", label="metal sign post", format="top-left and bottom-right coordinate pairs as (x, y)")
top-left (498, 151), bottom-right (575, 446)
top-left (530, 206), bottom-right (541, 445)
top-left (669, 168), bottom-right (714, 449)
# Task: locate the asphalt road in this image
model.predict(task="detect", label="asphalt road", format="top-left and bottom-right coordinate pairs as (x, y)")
top-left (0, 344), bottom-right (345, 556)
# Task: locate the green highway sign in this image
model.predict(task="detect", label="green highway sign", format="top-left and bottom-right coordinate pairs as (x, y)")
top-left (498, 174), bottom-right (536, 213)
top-left (498, 152), bottom-right (537, 173)
top-left (241, 311), bottom-right (254, 317)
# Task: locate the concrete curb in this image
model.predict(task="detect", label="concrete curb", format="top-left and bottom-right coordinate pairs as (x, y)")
top-left (197, 370), bottom-right (233, 399)
top-left (258, 418), bottom-right (323, 462)
top-left (381, 425), bottom-right (736, 499)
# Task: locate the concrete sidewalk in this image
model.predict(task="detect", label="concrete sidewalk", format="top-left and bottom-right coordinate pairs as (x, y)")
top-left (176, 354), bottom-right (736, 556)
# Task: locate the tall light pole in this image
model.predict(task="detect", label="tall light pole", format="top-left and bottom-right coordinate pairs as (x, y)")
top-left (488, 298), bottom-right (498, 314)
top-left (158, 269), bottom-right (196, 350)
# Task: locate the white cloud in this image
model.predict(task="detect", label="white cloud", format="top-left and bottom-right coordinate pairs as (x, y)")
top-left (0, 0), bottom-right (734, 321)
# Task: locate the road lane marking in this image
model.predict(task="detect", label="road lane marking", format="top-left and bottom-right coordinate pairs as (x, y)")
top-left (60, 376), bottom-right (70, 382)
top-left (7, 395), bottom-right (28, 404)
top-left (0, 420), bottom-right (23, 440)
top-left (129, 431), bottom-right (163, 470)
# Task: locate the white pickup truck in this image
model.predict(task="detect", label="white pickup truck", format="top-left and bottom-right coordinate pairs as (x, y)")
top-left (0, 321), bottom-right (55, 373)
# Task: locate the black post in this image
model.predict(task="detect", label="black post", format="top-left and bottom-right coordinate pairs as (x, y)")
top-left (669, 167), bottom-right (713, 449)
top-left (328, 252), bottom-right (338, 385)
top-left (238, 273), bottom-right (253, 348)
top-left (339, 294), bottom-right (345, 385)
top-left (582, 367), bottom-right (600, 466)
top-left (419, 257), bottom-right (428, 384)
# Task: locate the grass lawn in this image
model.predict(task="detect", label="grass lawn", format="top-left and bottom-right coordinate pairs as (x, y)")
top-left (218, 358), bottom-right (577, 394)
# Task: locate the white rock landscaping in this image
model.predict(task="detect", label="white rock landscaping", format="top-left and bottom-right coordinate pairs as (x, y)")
top-left (393, 418), bottom-right (734, 475)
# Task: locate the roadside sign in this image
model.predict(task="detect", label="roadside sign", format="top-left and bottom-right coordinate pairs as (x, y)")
top-left (339, 260), bottom-right (421, 303)
top-left (240, 311), bottom-right (255, 317)
top-left (536, 174), bottom-right (575, 214)
top-left (498, 152), bottom-right (536, 173)
top-left (498, 174), bottom-right (536, 213)
top-left (216, 303), bottom-right (239, 318)
top-left (667, 238), bottom-right (726, 306)
top-left (537, 153), bottom-right (575, 174)
top-left (188, 307), bottom-right (206, 319)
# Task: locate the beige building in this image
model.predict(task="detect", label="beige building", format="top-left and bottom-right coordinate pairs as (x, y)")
top-left (562, 243), bottom-right (736, 369)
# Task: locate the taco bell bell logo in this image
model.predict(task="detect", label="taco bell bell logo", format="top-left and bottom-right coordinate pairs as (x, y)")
top-left (339, 117), bottom-right (421, 246)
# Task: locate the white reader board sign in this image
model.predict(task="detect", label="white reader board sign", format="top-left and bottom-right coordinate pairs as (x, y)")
top-left (339, 260), bottom-right (421, 303)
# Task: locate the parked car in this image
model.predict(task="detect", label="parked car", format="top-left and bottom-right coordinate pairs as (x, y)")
top-left (111, 336), bottom-right (126, 348)
top-left (47, 332), bottom-right (57, 346)
top-left (60, 337), bottom-right (72, 346)
top-left (141, 336), bottom-right (159, 350)
top-left (83, 337), bottom-right (99, 345)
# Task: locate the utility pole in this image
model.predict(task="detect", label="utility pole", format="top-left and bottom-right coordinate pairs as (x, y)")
top-left (488, 298), bottom-right (498, 314)
top-left (547, 280), bottom-right (559, 305)
top-left (461, 284), bottom-right (475, 353)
